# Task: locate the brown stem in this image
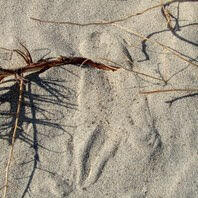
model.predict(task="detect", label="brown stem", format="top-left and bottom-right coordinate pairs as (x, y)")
top-left (140, 88), bottom-right (198, 94)
top-left (3, 78), bottom-right (24, 198)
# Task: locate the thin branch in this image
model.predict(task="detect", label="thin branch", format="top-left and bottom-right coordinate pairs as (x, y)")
top-left (100, 58), bottom-right (165, 82)
top-left (30, 3), bottom-right (164, 26)
top-left (140, 88), bottom-right (198, 94)
top-left (161, 0), bottom-right (174, 30)
top-left (31, 1), bottom-right (191, 26)
top-left (3, 78), bottom-right (24, 198)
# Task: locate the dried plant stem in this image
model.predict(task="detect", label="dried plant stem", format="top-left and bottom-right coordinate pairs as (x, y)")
top-left (101, 58), bottom-right (165, 82)
top-left (30, 3), bottom-right (165, 26)
top-left (0, 44), bottom-right (121, 197)
top-left (161, 0), bottom-right (174, 30)
top-left (140, 88), bottom-right (198, 94)
top-left (3, 78), bottom-right (24, 198)
top-left (30, 1), bottom-right (186, 26)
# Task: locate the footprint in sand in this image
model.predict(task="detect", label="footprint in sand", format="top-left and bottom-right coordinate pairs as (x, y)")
top-left (72, 31), bottom-right (124, 189)
top-left (73, 68), bottom-right (121, 189)
top-left (71, 30), bottom-right (163, 191)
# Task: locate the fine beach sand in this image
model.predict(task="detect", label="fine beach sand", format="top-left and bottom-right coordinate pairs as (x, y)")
top-left (0, 0), bottom-right (198, 197)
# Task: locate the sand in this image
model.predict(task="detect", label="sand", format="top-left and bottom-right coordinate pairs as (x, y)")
top-left (0, 0), bottom-right (198, 197)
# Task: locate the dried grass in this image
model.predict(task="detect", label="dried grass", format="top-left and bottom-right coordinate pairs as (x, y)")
top-left (1, 1), bottom-right (197, 197)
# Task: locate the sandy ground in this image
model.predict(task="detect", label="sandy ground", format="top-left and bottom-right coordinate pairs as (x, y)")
top-left (0, 0), bottom-right (198, 197)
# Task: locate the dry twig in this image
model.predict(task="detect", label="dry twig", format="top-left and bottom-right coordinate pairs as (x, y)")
top-left (3, 77), bottom-right (24, 198)
top-left (0, 43), bottom-right (121, 197)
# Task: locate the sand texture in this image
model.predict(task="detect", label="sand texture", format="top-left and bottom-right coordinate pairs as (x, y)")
top-left (0, 0), bottom-right (198, 197)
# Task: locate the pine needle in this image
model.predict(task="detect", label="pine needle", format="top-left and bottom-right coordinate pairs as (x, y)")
top-left (140, 88), bottom-right (198, 94)
top-left (30, 3), bottom-right (164, 26)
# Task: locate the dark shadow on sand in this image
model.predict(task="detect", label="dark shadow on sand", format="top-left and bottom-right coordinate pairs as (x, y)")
top-left (0, 69), bottom-right (77, 198)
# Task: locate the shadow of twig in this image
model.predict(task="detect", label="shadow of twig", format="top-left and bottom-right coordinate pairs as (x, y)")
top-left (0, 69), bottom-right (77, 197)
top-left (165, 92), bottom-right (198, 106)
